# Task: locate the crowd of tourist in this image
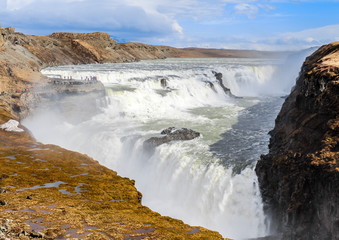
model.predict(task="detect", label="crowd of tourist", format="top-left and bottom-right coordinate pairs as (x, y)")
top-left (52, 76), bottom-right (99, 85)
top-left (0, 89), bottom-right (29, 96)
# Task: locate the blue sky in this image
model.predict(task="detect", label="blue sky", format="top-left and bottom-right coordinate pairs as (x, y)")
top-left (0, 0), bottom-right (338, 50)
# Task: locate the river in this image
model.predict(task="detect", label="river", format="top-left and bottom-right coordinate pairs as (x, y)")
top-left (23, 55), bottom-right (310, 239)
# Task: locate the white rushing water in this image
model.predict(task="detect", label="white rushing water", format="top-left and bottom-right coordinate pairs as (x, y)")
top-left (24, 55), bottom-right (310, 239)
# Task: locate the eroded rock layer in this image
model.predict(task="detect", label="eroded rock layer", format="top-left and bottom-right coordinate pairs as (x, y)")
top-left (256, 42), bottom-right (339, 240)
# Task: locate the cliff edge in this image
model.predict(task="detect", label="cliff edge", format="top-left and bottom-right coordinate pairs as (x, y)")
top-left (256, 42), bottom-right (339, 239)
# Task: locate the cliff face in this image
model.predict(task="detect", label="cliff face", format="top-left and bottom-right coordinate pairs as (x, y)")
top-left (256, 42), bottom-right (339, 239)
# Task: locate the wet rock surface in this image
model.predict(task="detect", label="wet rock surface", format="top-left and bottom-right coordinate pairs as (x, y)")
top-left (144, 127), bottom-right (201, 148)
top-left (0, 218), bottom-right (45, 240)
top-left (212, 71), bottom-right (236, 97)
top-left (160, 78), bottom-right (167, 88)
top-left (256, 42), bottom-right (339, 240)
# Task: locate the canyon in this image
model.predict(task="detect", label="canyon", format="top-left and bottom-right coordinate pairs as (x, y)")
top-left (0, 25), bottom-right (338, 240)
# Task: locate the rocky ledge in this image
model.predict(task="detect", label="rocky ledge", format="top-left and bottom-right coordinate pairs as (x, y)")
top-left (144, 127), bottom-right (201, 149)
top-left (255, 42), bottom-right (339, 239)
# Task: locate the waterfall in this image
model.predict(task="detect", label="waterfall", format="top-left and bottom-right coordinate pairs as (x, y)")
top-left (25, 57), bottom-right (304, 239)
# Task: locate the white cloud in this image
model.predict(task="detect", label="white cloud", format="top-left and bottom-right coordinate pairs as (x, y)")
top-left (6, 0), bottom-right (35, 10)
top-left (1, 0), bottom-right (188, 37)
top-left (148, 24), bottom-right (339, 51)
top-left (234, 3), bottom-right (259, 18)
top-left (1, 0), bottom-right (230, 38)
top-left (283, 24), bottom-right (339, 41)
top-left (223, 1), bottom-right (276, 19)
top-left (172, 22), bottom-right (183, 35)
top-left (222, 0), bottom-right (257, 3)
top-left (258, 3), bottom-right (276, 11)
top-left (1, 0), bottom-right (338, 51)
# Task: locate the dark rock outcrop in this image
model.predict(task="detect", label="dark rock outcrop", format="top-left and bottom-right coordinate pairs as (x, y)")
top-left (0, 28), bottom-right (4, 46)
top-left (144, 127), bottom-right (200, 148)
top-left (204, 81), bottom-right (217, 92)
top-left (255, 42), bottom-right (339, 240)
top-left (212, 71), bottom-right (235, 97)
top-left (160, 78), bottom-right (167, 88)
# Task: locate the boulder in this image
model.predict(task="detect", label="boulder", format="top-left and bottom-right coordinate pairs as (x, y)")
top-left (213, 71), bottom-right (223, 82)
top-left (144, 127), bottom-right (200, 148)
top-left (160, 78), bottom-right (167, 88)
top-left (4, 27), bottom-right (15, 34)
top-left (0, 28), bottom-right (3, 47)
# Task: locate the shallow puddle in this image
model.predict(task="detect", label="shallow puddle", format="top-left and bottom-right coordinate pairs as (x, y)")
top-left (20, 208), bottom-right (36, 213)
top-left (0, 155), bottom-right (16, 160)
top-left (55, 229), bottom-right (90, 240)
top-left (18, 181), bottom-right (67, 191)
top-left (133, 228), bottom-right (156, 234)
top-left (27, 148), bottom-right (50, 151)
top-left (38, 168), bottom-right (49, 171)
top-left (71, 173), bottom-right (89, 178)
top-left (186, 228), bottom-right (200, 234)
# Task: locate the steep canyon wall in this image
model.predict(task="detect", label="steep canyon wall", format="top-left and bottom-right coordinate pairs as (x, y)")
top-left (256, 42), bottom-right (339, 240)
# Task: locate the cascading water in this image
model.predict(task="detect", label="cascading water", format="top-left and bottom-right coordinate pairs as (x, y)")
top-left (23, 56), bottom-right (308, 239)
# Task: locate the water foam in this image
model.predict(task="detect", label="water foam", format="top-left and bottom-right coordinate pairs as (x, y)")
top-left (42, 58), bottom-right (286, 97)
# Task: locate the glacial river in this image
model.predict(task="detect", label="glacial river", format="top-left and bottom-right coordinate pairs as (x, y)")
top-left (24, 56), bottom-right (309, 239)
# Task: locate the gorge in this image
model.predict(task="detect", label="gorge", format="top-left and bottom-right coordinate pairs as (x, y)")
top-left (0, 26), bottom-right (338, 240)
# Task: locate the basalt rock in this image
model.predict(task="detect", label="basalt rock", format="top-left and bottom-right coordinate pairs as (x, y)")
top-left (144, 127), bottom-right (200, 148)
top-left (204, 81), bottom-right (217, 92)
top-left (212, 71), bottom-right (236, 97)
top-left (255, 42), bottom-right (339, 240)
top-left (0, 28), bottom-right (4, 47)
top-left (160, 78), bottom-right (167, 88)
top-left (213, 71), bottom-right (223, 82)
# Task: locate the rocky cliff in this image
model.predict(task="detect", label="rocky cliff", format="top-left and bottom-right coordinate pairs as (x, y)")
top-left (0, 26), bottom-right (184, 118)
top-left (256, 42), bottom-right (339, 239)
